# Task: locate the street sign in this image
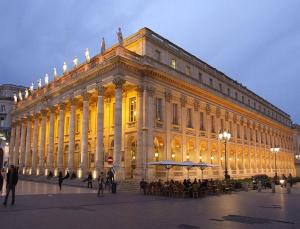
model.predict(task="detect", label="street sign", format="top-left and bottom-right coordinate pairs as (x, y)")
top-left (107, 156), bottom-right (113, 164)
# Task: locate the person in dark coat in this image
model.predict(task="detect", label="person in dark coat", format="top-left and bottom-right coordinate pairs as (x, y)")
top-left (58, 171), bottom-right (63, 191)
top-left (3, 165), bottom-right (18, 206)
top-left (87, 172), bottom-right (93, 188)
top-left (0, 170), bottom-right (4, 193)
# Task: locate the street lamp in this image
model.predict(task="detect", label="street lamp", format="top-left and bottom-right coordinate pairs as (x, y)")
top-left (270, 146), bottom-right (280, 175)
top-left (218, 130), bottom-right (231, 180)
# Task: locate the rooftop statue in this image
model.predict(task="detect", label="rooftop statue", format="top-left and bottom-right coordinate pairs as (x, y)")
top-left (63, 62), bottom-right (68, 74)
top-left (37, 79), bottom-right (42, 88)
top-left (101, 37), bottom-right (106, 54)
top-left (13, 94), bottom-right (17, 103)
top-left (53, 67), bottom-right (58, 78)
top-left (45, 74), bottom-right (49, 85)
top-left (73, 56), bottom-right (79, 67)
top-left (18, 91), bottom-right (23, 101)
top-left (116, 27), bottom-right (123, 45)
top-left (24, 89), bottom-right (29, 98)
top-left (85, 48), bottom-right (91, 62)
top-left (30, 82), bottom-right (34, 92)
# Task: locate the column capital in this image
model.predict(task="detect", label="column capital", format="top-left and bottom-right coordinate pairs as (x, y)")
top-left (113, 77), bottom-right (125, 89)
top-left (104, 97), bottom-right (111, 104)
top-left (216, 107), bottom-right (221, 118)
top-left (70, 98), bottom-right (78, 106)
top-left (194, 99), bottom-right (200, 111)
top-left (59, 103), bottom-right (65, 110)
top-left (136, 85), bottom-right (144, 97)
top-left (81, 91), bottom-right (91, 101)
top-left (96, 84), bottom-right (106, 96)
top-left (164, 90), bottom-right (172, 102)
top-left (147, 86), bottom-right (155, 97)
top-left (41, 109), bottom-right (48, 116)
top-left (180, 95), bottom-right (187, 107)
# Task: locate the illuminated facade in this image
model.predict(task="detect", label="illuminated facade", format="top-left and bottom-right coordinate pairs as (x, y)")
top-left (10, 28), bottom-right (295, 180)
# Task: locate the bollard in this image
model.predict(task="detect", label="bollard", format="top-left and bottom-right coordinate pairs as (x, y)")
top-left (271, 182), bottom-right (275, 193)
top-left (287, 183), bottom-right (291, 194)
top-left (257, 181), bottom-right (262, 192)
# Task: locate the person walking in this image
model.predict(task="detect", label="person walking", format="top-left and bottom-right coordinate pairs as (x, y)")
top-left (97, 173), bottom-right (105, 197)
top-left (0, 170), bottom-right (4, 194)
top-left (288, 173), bottom-right (293, 188)
top-left (3, 165), bottom-right (18, 206)
top-left (87, 172), bottom-right (93, 189)
top-left (58, 171), bottom-right (63, 191)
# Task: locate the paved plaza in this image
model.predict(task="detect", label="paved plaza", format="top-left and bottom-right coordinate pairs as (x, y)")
top-left (0, 180), bottom-right (299, 229)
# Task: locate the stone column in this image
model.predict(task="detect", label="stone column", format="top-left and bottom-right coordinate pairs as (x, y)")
top-left (13, 121), bottom-right (21, 165)
top-left (38, 110), bottom-right (47, 174)
top-left (113, 77), bottom-right (125, 180)
top-left (181, 95), bottom-right (187, 162)
top-left (32, 115), bottom-right (39, 173)
top-left (24, 116), bottom-right (32, 169)
top-left (80, 92), bottom-right (90, 175)
top-left (136, 85), bottom-right (144, 178)
top-left (47, 107), bottom-right (55, 172)
top-left (95, 85), bottom-right (105, 175)
top-left (9, 123), bottom-right (16, 165)
top-left (19, 118), bottom-right (27, 169)
top-left (68, 98), bottom-right (77, 172)
top-left (57, 103), bottom-right (65, 171)
top-left (165, 91), bottom-right (172, 160)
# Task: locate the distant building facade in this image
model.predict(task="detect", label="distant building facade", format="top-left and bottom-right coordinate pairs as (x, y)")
top-left (292, 124), bottom-right (300, 176)
top-left (0, 84), bottom-right (26, 167)
top-left (10, 28), bottom-right (296, 180)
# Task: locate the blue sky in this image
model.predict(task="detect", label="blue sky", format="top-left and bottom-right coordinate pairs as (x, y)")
top-left (0, 0), bottom-right (299, 123)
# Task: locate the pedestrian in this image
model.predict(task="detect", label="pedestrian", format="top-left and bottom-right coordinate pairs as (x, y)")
top-left (87, 172), bottom-right (93, 188)
top-left (3, 165), bottom-right (18, 206)
top-left (288, 173), bottom-right (293, 188)
top-left (97, 174), bottom-right (104, 197)
top-left (58, 171), bottom-right (63, 191)
top-left (0, 170), bottom-right (3, 193)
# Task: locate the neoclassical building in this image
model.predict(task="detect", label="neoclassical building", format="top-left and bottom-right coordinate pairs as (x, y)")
top-left (9, 28), bottom-right (295, 180)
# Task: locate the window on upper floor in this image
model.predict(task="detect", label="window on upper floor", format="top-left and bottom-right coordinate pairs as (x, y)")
top-left (263, 107), bottom-right (266, 114)
top-left (220, 119), bottom-right (224, 132)
top-left (198, 72), bottom-right (202, 82)
top-left (229, 121), bottom-right (233, 137)
top-left (171, 59), bottom-right (176, 69)
top-left (155, 98), bottom-right (163, 121)
top-left (254, 102), bottom-right (256, 109)
top-left (209, 78), bottom-right (213, 87)
top-left (155, 50), bottom-right (161, 61)
top-left (129, 97), bottom-right (137, 122)
top-left (255, 130), bottom-right (258, 142)
top-left (0, 105), bottom-right (5, 112)
top-left (200, 112), bottom-right (205, 131)
top-left (237, 124), bottom-right (240, 139)
top-left (211, 116), bottom-right (215, 133)
top-left (227, 88), bottom-right (231, 96)
top-left (248, 99), bottom-right (250, 106)
top-left (241, 96), bottom-right (244, 103)
top-left (76, 114), bottom-right (80, 133)
top-left (219, 83), bottom-right (222, 92)
top-left (244, 126), bottom-right (247, 140)
top-left (172, 103), bottom-right (178, 125)
top-left (235, 92), bottom-right (238, 100)
top-left (187, 108), bottom-right (193, 128)
top-left (185, 65), bottom-right (191, 76)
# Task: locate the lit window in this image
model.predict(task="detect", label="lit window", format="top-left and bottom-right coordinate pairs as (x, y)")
top-left (76, 114), bottom-right (80, 133)
top-left (129, 97), bottom-right (137, 122)
top-left (200, 112), bottom-right (205, 131)
top-left (237, 124), bottom-right (240, 139)
top-left (211, 116), bottom-right (215, 133)
top-left (187, 108), bottom-right (193, 128)
top-left (172, 103), bottom-right (178, 125)
top-left (244, 126), bottom-right (247, 140)
top-left (155, 98), bottom-right (162, 121)
top-left (171, 59), bottom-right (176, 69)
top-left (185, 65), bottom-right (191, 75)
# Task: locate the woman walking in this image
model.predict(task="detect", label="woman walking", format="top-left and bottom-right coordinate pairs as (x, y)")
top-left (58, 171), bottom-right (63, 191)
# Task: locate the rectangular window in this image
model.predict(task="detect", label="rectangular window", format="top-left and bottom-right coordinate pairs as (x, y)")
top-left (129, 97), bottom-right (137, 122)
top-left (209, 78), bottom-right (213, 87)
top-left (198, 72), bottom-right (202, 82)
top-left (250, 129), bottom-right (253, 141)
top-left (229, 121), bottom-right (233, 137)
top-left (200, 112), bottom-right (205, 131)
top-left (220, 119), bottom-right (224, 132)
top-left (244, 126), bottom-right (247, 140)
top-left (187, 108), bottom-right (193, 128)
top-left (254, 102), bottom-right (256, 109)
top-left (241, 96), bottom-right (244, 103)
top-left (237, 124), bottom-right (240, 139)
top-left (235, 92), bottom-right (238, 100)
top-left (171, 59), bottom-right (176, 69)
top-left (185, 65), bottom-right (191, 75)
top-left (155, 98), bottom-right (162, 121)
top-left (172, 103), bottom-right (178, 125)
top-left (155, 50), bottom-right (161, 61)
top-left (76, 114), bottom-right (80, 133)
top-left (256, 130), bottom-right (258, 142)
top-left (248, 99), bottom-right (250, 106)
top-left (219, 83), bottom-right (222, 92)
top-left (0, 105), bottom-right (5, 112)
top-left (211, 116), bottom-right (215, 133)
top-left (227, 88), bottom-right (231, 96)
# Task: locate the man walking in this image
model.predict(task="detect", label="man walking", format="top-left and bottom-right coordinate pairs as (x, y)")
top-left (3, 165), bottom-right (18, 206)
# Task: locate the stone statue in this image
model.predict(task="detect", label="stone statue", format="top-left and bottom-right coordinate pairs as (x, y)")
top-left (101, 37), bottom-right (106, 54)
top-left (30, 82), bottom-right (34, 92)
top-left (85, 48), bottom-right (90, 62)
top-left (37, 79), bottom-right (42, 88)
top-left (18, 91), bottom-right (23, 101)
top-left (53, 67), bottom-right (58, 78)
top-left (45, 74), bottom-right (49, 85)
top-left (73, 56), bottom-right (79, 67)
top-left (63, 62), bottom-right (67, 73)
top-left (116, 27), bottom-right (123, 45)
top-left (25, 89), bottom-right (29, 98)
top-left (13, 94), bottom-right (17, 103)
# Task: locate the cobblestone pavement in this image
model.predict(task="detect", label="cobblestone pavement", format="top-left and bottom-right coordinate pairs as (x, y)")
top-left (0, 181), bottom-right (299, 229)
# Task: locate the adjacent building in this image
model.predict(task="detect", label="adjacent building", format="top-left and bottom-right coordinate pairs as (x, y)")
top-left (292, 124), bottom-right (300, 176)
top-left (9, 28), bottom-right (296, 180)
top-left (0, 84), bottom-right (26, 168)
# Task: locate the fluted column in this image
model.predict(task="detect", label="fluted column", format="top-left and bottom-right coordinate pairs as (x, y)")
top-left (24, 116), bottom-right (32, 169)
top-left (19, 118), bottom-right (27, 169)
top-left (136, 85), bottom-right (144, 178)
top-left (68, 98), bottom-right (77, 172)
top-left (80, 92), bottom-right (89, 174)
top-left (165, 91), bottom-right (172, 160)
top-left (113, 77), bottom-right (125, 180)
top-left (38, 110), bottom-right (47, 173)
top-left (57, 103), bottom-right (65, 171)
top-left (47, 107), bottom-right (55, 172)
top-left (95, 85), bottom-right (105, 175)
top-left (13, 121), bottom-right (21, 165)
top-left (9, 123), bottom-right (16, 165)
top-left (32, 115), bottom-right (39, 173)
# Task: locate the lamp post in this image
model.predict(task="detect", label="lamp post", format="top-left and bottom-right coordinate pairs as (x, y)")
top-left (270, 146), bottom-right (280, 175)
top-left (218, 130), bottom-right (231, 180)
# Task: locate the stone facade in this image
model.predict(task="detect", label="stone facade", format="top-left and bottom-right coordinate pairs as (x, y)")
top-left (9, 28), bottom-right (296, 180)
top-left (292, 124), bottom-right (300, 176)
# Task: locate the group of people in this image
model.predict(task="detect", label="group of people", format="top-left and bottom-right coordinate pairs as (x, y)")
top-left (274, 173), bottom-right (293, 187)
top-left (0, 165), bottom-right (19, 206)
